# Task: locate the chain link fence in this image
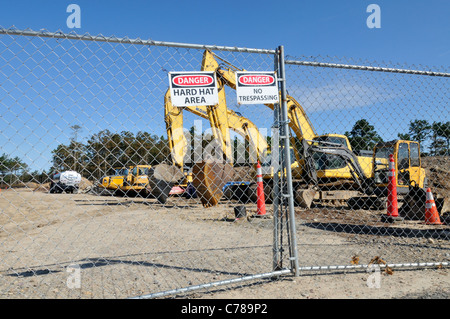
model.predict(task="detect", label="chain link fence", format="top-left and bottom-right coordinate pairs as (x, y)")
top-left (284, 55), bottom-right (450, 273)
top-left (0, 28), bottom-right (298, 299)
top-left (0, 28), bottom-right (449, 299)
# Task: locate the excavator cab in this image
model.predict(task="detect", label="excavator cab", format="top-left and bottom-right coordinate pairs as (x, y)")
top-left (373, 140), bottom-right (426, 196)
top-left (311, 134), bottom-right (350, 171)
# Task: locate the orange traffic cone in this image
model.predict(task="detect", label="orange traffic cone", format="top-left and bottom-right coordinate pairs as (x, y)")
top-left (424, 188), bottom-right (443, 225)
top-left (255, 161), bottom-right (267, 217)
top-left (382, 154), bottom-right (402, 222)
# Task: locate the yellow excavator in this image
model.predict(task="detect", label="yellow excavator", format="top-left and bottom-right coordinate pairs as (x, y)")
top-left (165, 91), bottom-right (269, 169)
top-left (188, 50), bottom-right (448, 217)
top-left (164, 49), bottom-right (371, 207)
top-left (165, 86), bottom-right (270, 205)
top-left (201, 50), bottom-right (374, 174)
top-left (199, 50), bottom-right (377, 204)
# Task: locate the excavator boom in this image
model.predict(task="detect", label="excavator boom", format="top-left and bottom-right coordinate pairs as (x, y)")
top-left (165, 89), bottom-right (269, 168)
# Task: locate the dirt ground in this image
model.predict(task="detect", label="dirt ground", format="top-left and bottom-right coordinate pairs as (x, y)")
top-left (0, 182), bottom-right (449, 299)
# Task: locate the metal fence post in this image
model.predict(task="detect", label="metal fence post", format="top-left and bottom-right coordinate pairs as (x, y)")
top-left (272, 51), bottom-right (281, 271)
top-left (277, 45), bottom-right (300, 276)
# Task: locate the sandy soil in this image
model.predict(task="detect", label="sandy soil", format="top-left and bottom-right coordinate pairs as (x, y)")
top-left (0, 184), bottom-right (448, 299)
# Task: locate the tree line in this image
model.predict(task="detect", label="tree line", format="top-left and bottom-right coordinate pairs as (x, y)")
top-left (51, 129), bottom-right (171, 180)
top-left (1, 118), bottom-right (449, 186)
top-left (345, 119), bottom-right (449, 156)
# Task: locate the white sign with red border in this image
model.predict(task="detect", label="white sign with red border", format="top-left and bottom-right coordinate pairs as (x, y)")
top-left (168, 71), bottom-right (219, 107)
top-left (235, 71), bottom-right (279, 105)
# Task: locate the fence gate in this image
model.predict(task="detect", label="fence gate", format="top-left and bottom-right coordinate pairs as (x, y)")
top-left (284, 55), bottom-right (449, 274)
top-left (0, 28), bottom-right (301, 299)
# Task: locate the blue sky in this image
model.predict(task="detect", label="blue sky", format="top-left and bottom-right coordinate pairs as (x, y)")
top-left (1, 0), bottom-right (449, 65)
top-left (0, 1), bottom-right (449, 172)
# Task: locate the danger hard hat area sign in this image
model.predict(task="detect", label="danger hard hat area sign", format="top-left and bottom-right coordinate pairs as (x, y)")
top-left (236, 71), bottom-right (279, 105)
top-left (169, 71), bottom-right (219, 107)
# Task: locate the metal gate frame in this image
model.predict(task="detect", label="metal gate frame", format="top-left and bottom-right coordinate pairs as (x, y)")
top-left (282, 55), bottom-right (450, 275)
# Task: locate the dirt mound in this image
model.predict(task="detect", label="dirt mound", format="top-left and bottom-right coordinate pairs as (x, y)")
top-left (33, 182), bottom-right (51, 192)
top-left (11, 177), bottom-right (94, 192)
top-left (421, 156), bottom-right (450, 200)
top-left (79, 177), bottom-right (93, 190)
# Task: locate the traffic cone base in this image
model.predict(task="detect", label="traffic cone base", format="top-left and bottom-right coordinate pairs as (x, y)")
top-left (424, 188), bottom-right (443, 225)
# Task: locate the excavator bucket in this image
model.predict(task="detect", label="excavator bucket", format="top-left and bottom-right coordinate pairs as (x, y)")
top-left (295, 188), bottom-right (317, 208)
top-left (400, 186), bottom-right (449, 221)
top-left (192, 160), bottom-right (234, 207)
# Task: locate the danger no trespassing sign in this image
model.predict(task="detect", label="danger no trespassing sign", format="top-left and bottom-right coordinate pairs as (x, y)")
top-left (168, 71), bottom-right (219, 107)
top-left (235, 71), bottom-right (279, 105)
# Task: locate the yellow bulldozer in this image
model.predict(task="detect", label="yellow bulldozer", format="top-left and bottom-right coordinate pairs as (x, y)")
top-left (118, 165), bottom-right (153, 196)
top-left (98, 165), bottom-right (152, 196)
top-left (98, 167), bottom-right (130, 192)
top-left (98, 164), bottom-right (187, 203)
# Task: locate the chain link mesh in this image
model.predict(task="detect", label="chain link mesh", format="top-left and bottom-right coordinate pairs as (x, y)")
top-left (285, 54), bottom-right (449, 272)
top-left (0, 28), bottom-right (298, 299)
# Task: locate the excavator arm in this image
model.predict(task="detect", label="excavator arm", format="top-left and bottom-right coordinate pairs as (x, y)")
top-left (202, 50), bottom-right (317, 143)
top-left (164, 88), bottom-right (269, 168)
top-left (202, 50), bottom-right (321, 184)
top-left (164, 89), bottom-right (188, 168)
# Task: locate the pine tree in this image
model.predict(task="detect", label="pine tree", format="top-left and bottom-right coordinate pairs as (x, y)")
top-left (344, 119), bottom-right (383, 152)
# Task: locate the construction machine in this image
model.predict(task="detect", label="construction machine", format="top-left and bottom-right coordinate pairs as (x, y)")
top-left (307, 139), bottom-right (449, 217)
top-left (98, 167), bottom-right (130, 192)
top-left (165, 87), bottom-right (269, 206)
top-left (371, 140), bottom-right (448, 218)
top-left (98, 164), bottom-right (185, 203)
top-left (201, 49), bottom-right (374, 173)
top-left (114, 163), bottom-right (186, 203)
top-left (199, 50), bottom-right (377, 206)
top-left (97, 165), bottom-right (151, 196)
top-left (163, 49), bottom-right (373, 207)
top-left (186, 50), bottom-right (448, 216)
top-left (118, 165), bottom-right (153, 196)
